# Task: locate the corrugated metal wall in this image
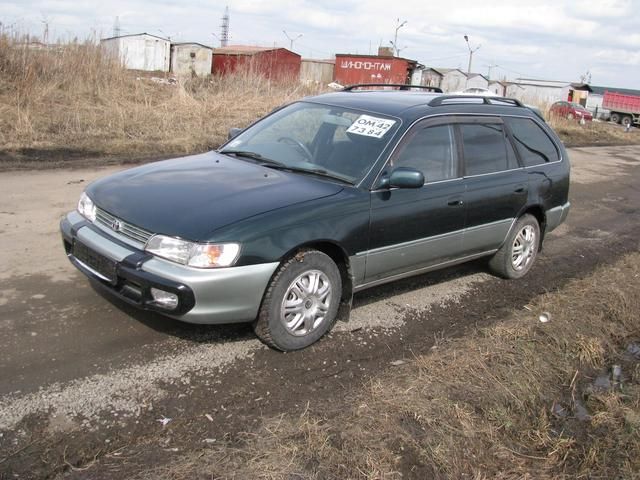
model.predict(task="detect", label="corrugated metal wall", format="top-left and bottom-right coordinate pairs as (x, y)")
top-left (102, 35), bottom-right (170, 72)
top-left (300, 59), bottom-right (334, 85)
top-left (334, 54), bottom-right (414, 85)
top-left (212, 48), bottom-right (301, 80)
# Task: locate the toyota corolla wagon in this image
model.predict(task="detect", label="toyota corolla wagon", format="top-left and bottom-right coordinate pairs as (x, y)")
top-left (61, 85), bottom-right (570, 351)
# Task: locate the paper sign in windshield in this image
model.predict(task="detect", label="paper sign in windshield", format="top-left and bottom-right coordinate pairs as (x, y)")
top-left (346, 115), bottom-right (396, 139)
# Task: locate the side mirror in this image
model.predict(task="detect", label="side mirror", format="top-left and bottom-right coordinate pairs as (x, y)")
top-left (377, 167), bottom-right (425, 189)
top-left (228, 127), bottom-right (243, 140)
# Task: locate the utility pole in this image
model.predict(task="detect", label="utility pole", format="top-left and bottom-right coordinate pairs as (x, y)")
top-left (463, 35), bottom-right (481, 74)
top-left (113, 16), bottom-right (121, 37)
top-left (392, 18), bottom-right (407, 56)
top-left (41, 18), bottom-right (49, 44)
top-left (486, 62), bottom-right (499, 80)
top-left (220, 6), bottom-right (229, 47)
top-left (283, 30), bottom-right (302, 50)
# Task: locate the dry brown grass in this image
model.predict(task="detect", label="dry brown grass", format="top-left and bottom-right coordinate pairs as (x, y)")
top-left (548, 116), bottom-right (640, 147)
top-left (0, 34), bottom-right (323, 168)
top-left (142, 253), bottom-right (640, 479)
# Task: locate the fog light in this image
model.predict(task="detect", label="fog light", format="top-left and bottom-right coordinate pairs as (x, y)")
top-left (150, 288), bottom-right (179, 310)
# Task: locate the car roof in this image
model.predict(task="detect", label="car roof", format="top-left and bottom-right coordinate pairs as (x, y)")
top-left (303, 89), bottom-right (538, 123)
top-left (305, 90), bottom-right (442, 117)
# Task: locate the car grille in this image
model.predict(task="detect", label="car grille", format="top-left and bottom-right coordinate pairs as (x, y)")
top-left (95, 208), bottom-right (153, 245)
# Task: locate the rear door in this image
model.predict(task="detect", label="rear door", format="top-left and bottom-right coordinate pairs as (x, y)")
top-left (365, 118), bottom-right (466, 283)
top-left (457, 117), bottom-right (528, 256)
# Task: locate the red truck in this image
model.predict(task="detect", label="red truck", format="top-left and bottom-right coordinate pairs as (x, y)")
top-left (603, 91), bottom-right (640, 127)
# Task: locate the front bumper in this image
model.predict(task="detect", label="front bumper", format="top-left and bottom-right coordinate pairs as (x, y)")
top-left (60, 211), bottom-right (279, 324)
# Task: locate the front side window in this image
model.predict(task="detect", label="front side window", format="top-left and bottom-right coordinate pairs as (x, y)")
top-left (220, 102), bottom-right (400, 184)
top-left (393, 124), bottom-right (457, 183)
top-left (460, 123), bottom-right (515, 176)
top-left (504, 117), bottom-right (560, 166)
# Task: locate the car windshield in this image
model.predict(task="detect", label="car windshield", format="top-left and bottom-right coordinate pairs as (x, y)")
top-left (219, 101), bottom-right (400, 184)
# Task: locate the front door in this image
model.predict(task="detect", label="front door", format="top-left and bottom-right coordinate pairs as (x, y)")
top-left (365, 121), bottom-right (466, 283)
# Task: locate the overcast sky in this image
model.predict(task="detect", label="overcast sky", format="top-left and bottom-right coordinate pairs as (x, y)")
top-left (2, 0), bottom-right (639, 88)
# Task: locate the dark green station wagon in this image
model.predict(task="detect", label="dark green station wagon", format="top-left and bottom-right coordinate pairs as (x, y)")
top-left (61, 85), bottom-right (570, 351)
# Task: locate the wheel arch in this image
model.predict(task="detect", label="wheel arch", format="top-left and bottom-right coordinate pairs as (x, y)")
top-left (280, 240), bottom-right (354, 322)
top-left (522, 205), bottom-right (546, 249)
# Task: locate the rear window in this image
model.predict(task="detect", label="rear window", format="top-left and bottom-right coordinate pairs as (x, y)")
top-left (504, 117), bottom-right (560, 166)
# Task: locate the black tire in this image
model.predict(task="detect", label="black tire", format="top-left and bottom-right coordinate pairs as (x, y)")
top-left (610, 113), bottom-right (621, 124)
top-left (489, 214), bottom-right (540, 279)
top-left (253, 249), bottom-right (341, 351)
top-left (622, 116), bottom-right (633, 128)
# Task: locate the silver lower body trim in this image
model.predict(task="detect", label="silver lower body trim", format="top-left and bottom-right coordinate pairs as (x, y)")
top-left (353, 249), bottom-right (496, 292)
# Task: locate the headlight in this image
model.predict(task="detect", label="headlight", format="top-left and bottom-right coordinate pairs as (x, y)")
top-left (77, 192), bottom-right (96, 222)
top-left (145, 235), bottom-right (240, 268)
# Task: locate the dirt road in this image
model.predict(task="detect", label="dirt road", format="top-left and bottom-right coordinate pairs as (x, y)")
top-left (1, 145), bottom-right (639, 479)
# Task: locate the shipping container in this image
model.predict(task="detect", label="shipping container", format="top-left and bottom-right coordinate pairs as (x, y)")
top-left (212, 46), bottom-right (301, 81)
top-left (101, 33), bottom-right (170, 72)
top-left (334, 53), bottom-right (417, 86)
top-left (170, 43), bottom-right (213, 77)
top-left (603, 91), bottom-right (640, 127)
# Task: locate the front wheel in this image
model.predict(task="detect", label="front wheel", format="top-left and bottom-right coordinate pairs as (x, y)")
top-left (610, 113), bottom-right (621, 124)
top-left (622, 116), bottom-right (633, 128)
top-left (254, 249), bottom-right (341, 351)
top-left (489, 214), bottom-right (540, 279)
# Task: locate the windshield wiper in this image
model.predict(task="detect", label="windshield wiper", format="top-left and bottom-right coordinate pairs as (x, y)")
top-left (218, 149), bottom-right (284, 166)
top-left (264, 164), bottom-right (355, 185)
top-left (220, 149), bottom-right (354, 185)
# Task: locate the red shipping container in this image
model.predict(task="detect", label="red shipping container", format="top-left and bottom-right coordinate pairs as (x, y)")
top-left (212, 46), bottom-right (301, 81)
top-left (334, 54), bottom-right (417, 86)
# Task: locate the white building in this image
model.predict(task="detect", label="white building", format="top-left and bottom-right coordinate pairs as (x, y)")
top-left (421, 67), bottom-right (489, 92)
top-left (101, 33), bottom-right (170, 72)
top-left (504, 78), bottom-right (571, 106)
top-left (170, 43), bottom-right (213, 77)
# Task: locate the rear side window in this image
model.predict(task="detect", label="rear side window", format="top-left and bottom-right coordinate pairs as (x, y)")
top-left (460, 123), bottom-right (516, 176)
top-left (504, 117), bottom-right (560, 166)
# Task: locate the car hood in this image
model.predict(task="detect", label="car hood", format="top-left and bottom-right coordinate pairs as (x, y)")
top-left (87, 151), bottom-right (344, 241)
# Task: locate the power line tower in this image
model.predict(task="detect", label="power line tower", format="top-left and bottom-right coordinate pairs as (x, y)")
top-left (113, 16), bottom-right (121, 37)
top-left (220, 6), bottom-right (229, 47)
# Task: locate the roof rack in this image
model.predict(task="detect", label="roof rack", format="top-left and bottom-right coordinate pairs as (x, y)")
top-left (428, 95), bottom-right (525, 107)
top-left (343, 83), bottom-right (443, 93)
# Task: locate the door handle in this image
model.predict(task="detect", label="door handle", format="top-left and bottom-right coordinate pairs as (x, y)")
top-left (447, 199), bottom-right (464, 206)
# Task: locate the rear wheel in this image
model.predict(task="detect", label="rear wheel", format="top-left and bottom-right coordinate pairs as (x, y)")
top-left (254, 249), bottom-right (341, 351)
top-left (610, 112), bottom-right (621, 124)
top-left (489, 214), bottom-right (540, 279)
top-left (622, 116), bottom-right (633, 128)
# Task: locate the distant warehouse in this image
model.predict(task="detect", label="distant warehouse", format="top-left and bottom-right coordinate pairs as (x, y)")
top-left (101, 33), bottom-right (170, 72)
top-left (212, 45), bottom-right (301, 80)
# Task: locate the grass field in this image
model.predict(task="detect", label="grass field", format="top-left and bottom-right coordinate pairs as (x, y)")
top-left (141, 252), bottom-right (640, 479)
top-left (0, 35), bottom-right (321, 169)
top-left (1, 36), bottom-right (639, 170)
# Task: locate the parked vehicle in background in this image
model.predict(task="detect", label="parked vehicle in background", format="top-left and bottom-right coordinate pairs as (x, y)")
top-left (549, 101), bottom-right (593, 123)
top-left (61, 87), bottom-right (570, 351)
top-left (603, 91), bottom-right (640, 128)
